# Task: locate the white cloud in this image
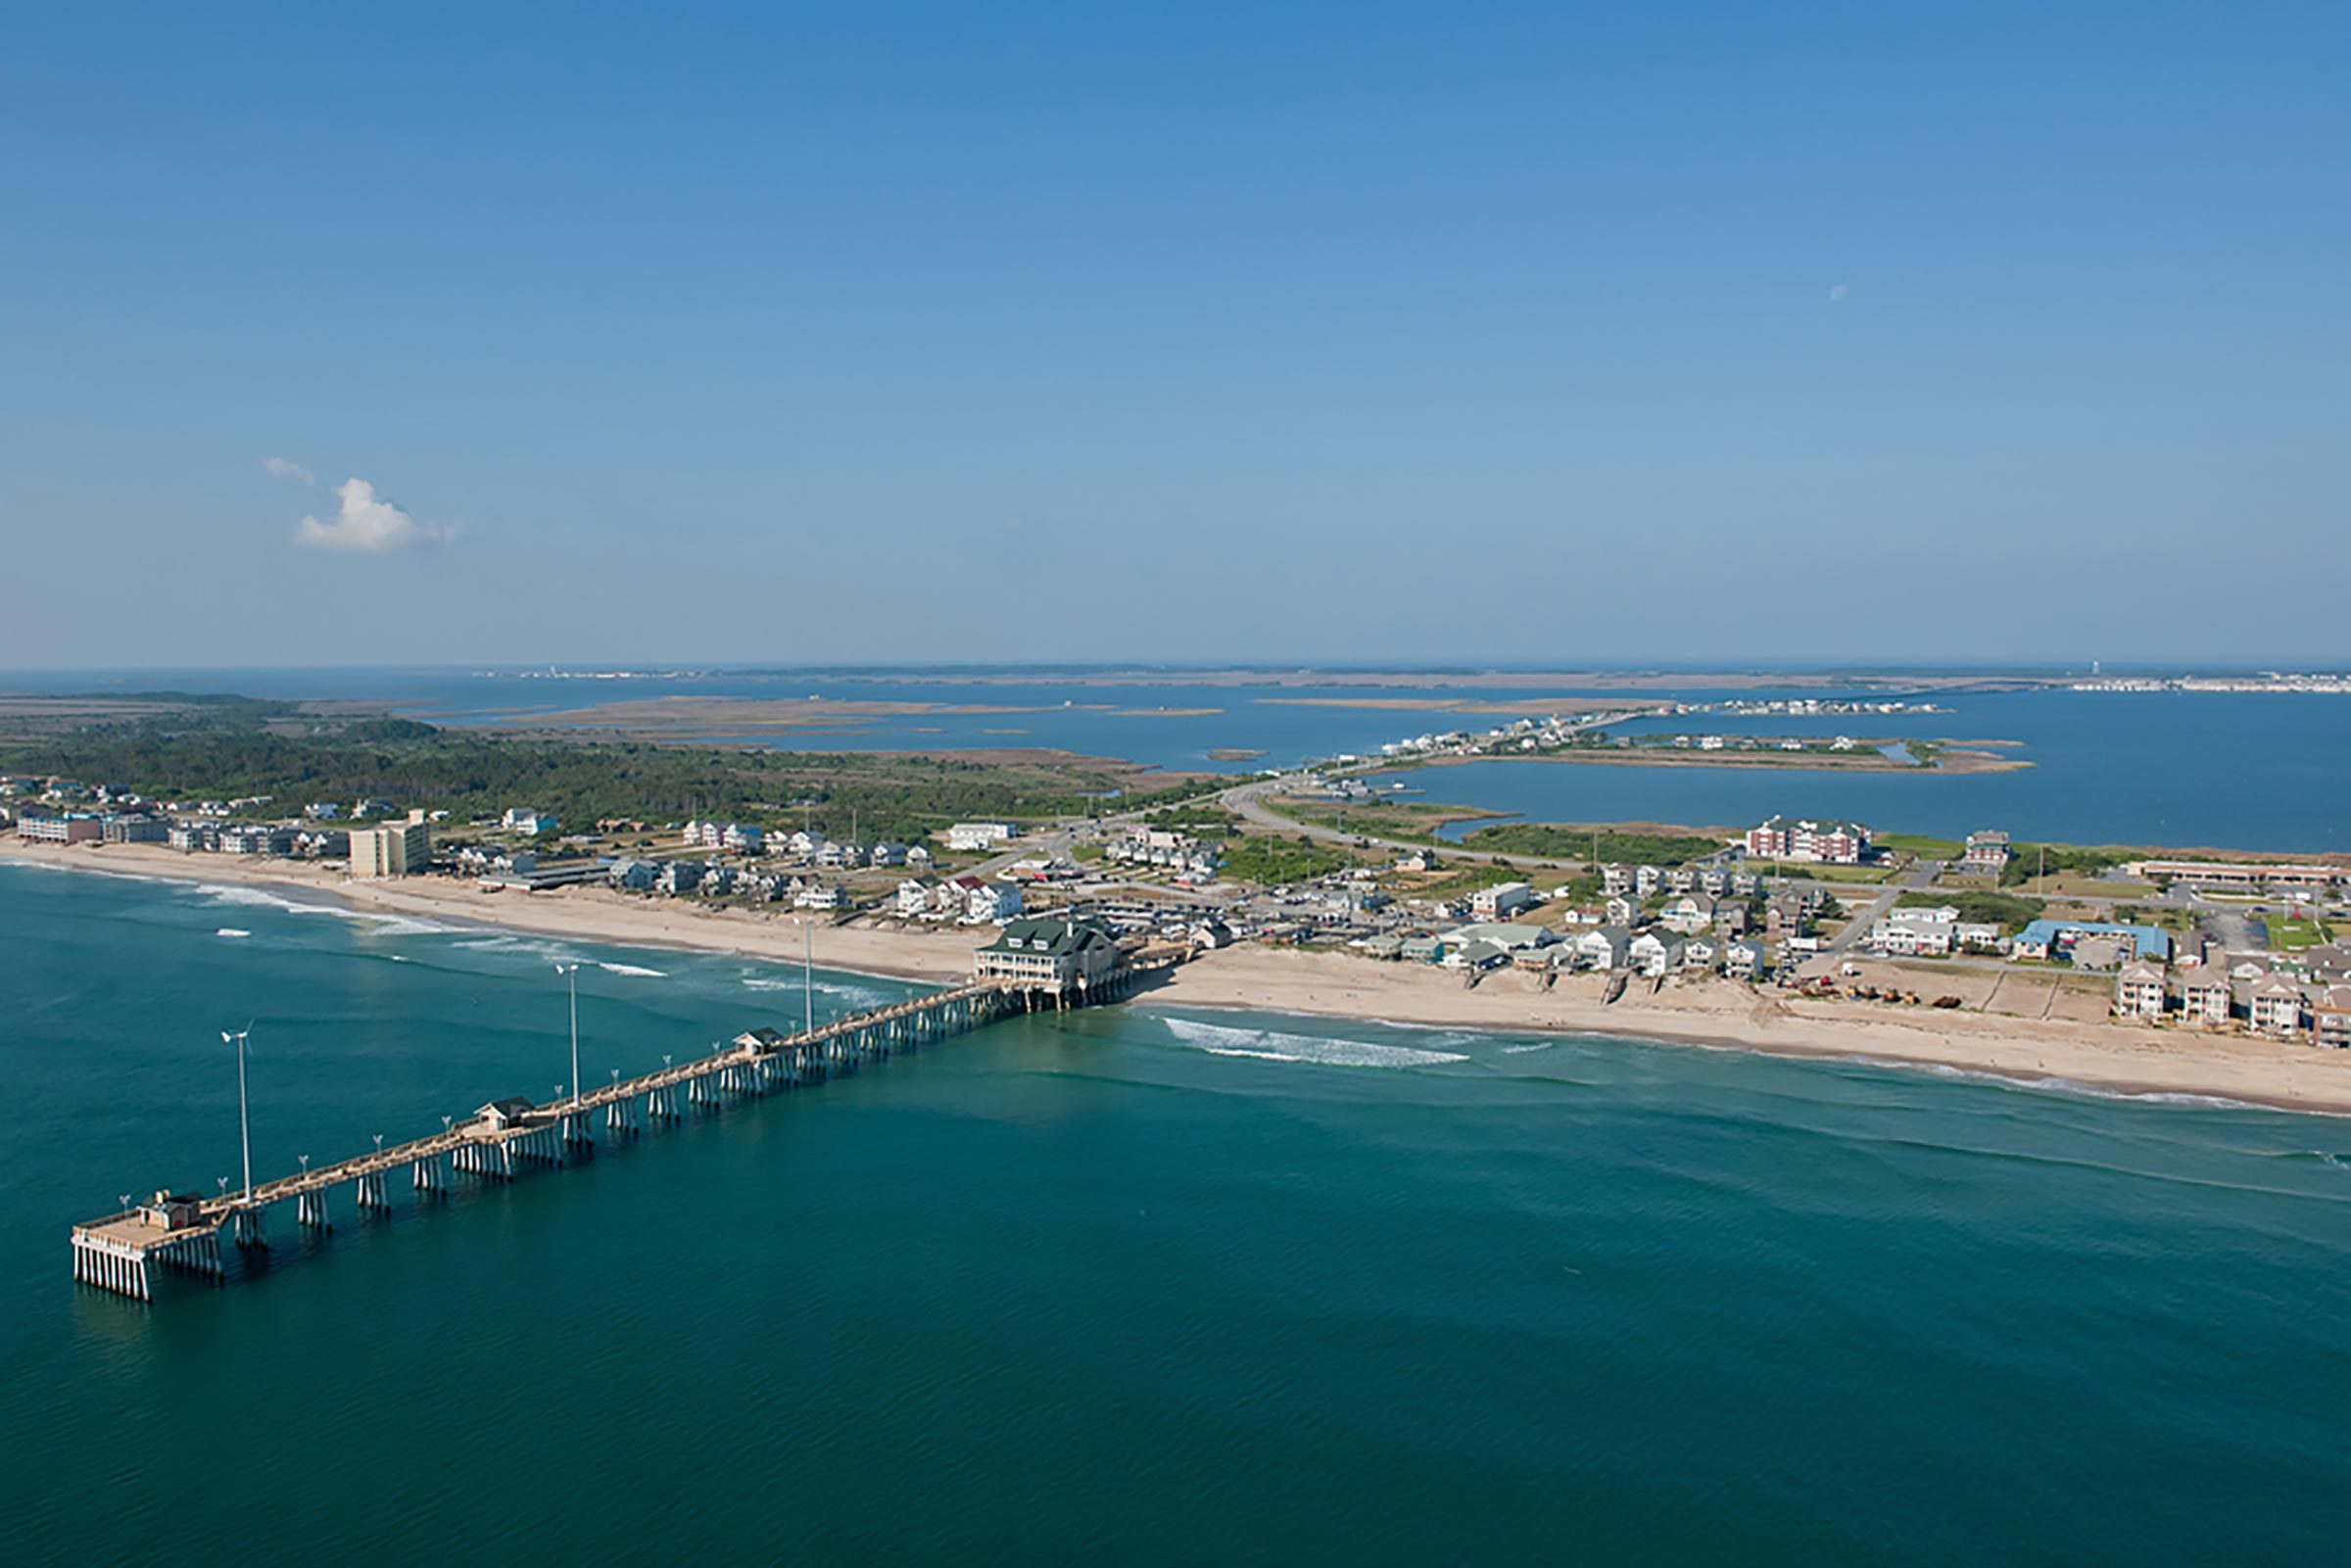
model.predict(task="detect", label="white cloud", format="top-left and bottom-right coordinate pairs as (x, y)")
top-left (1828, 282), bottom-right (1849, 303)
top-left (294, 477), bottom-right (453, 551)
top-left (262, 456), bottom-right (313, 484)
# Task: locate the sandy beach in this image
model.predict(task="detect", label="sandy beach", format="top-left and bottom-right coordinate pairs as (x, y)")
top-left (11, 835), bottom-right (2351, 1115)
top-left (0, 837), bottom-right (986, 982)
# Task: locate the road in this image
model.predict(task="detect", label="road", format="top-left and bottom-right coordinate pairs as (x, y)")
top-left (1820, 856), bottom-right (1944, 956)
top-left (1218, 777), bottom-right (1590, 872)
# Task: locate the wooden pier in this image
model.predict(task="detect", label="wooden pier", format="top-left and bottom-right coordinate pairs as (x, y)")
top-left (70, 969), bottom-right (1160, 1304)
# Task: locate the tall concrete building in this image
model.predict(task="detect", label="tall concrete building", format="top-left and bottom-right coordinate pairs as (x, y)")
top-left (350, 811), bottom-right (431, 878)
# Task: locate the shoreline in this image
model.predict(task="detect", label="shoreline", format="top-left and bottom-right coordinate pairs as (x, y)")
top-left (12, 836), bottom-right (2351, 1116)
top-left (0, 837), bottom-right (984, 984)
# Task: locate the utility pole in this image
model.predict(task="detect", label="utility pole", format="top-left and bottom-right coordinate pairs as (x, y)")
top-left (220, 1025), bottom-right (254, 1201)
top-left (555, 963), bottom-right (582, 1107)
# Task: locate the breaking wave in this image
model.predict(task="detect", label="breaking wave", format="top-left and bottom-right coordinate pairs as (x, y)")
top-left (195, 883), bottom-right (449, 937)
top-left (1161, 1016), bottom-right (1469, 1069)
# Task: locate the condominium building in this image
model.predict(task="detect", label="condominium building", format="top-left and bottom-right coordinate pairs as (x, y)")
top-left (351, 812), bottom-right (432, 878)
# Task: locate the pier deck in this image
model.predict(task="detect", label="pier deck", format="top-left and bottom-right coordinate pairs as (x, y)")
top-left (70, 964), bottom-right (1165, 1303)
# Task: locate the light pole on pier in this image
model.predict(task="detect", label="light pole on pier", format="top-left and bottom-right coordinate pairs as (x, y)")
top-left (801, 918), bottom-right (815, 1037)
top-left (554, 963), bottom-right (582, 1108)
top-left (219, 1025), bottom-right (255, 1201)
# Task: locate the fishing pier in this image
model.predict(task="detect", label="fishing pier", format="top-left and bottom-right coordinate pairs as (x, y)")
top-left (72, 957), bottom-right (1164, 1303)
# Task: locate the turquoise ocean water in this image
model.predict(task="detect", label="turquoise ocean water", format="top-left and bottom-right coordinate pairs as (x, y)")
top-left (4, 861), bottom-right (2349, 1563)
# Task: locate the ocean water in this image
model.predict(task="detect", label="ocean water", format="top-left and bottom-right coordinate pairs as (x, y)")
top-left (9, 663), bottom-right (2350, 847)
top-left (4, 863), bottom-right (2349, 1563)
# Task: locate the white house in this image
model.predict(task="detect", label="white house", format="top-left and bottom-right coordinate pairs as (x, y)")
top-left (1659, 892), bottom-right (1717, 935)
top-left (945, 822), bottom-right (1016, 852)
top-left (1629, 931), bottom-right (1682, 977)
top-left (1870, 906), bottom-right (1959, 957)
top-left (964, 879), bottom-right (1024, 924)
top-left (1470, 880), bottom-right (1535, 920)
top-left (895, 878), bottom-right (936, 917)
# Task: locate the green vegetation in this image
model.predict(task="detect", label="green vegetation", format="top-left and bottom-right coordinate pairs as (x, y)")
top-left (1898, 888), bottom-right (2045, 928)
top-left (0, 698), bottom-right (1201, 846)
top-left (1456, 824), bottom-right (1723, 865)
top-left (1876, 832), bottom-right (1966, 861)
top-left (1218, 834), bottom-right (1354, 886)
top-left (2270, 916), bottom-right (2332, 952)
top-left (2000, 844), bottom-right (2131, 886)
top-left (1770, 861), bottom-right (1897, 884)
top-left (1264, 798), bottom-right (1498, 845)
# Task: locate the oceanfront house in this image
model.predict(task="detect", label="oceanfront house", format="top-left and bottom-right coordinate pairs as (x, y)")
top-left (456, 845), bottom-right (537, 879)
top-left (503, 808), bottom-right (558, 835)
top-left (1629, 931), bottom-right (1684, 977)
top-left (945, 822), bottom-right (1016, 852)
top-left (168, 823), bottom-right (216, 852)
top-left (1680, 937), bottom-right (1719, 971)
top-left (1470, 880), bottom-right (1535, 920)
top-left (2010, 920), bottom-right (2172, 966)
top-left (2314, 987), bottom-right (2351, 1049)
top-left (1745, 816), bottom-right (1871, 865)
top-left (607, 857), bottom-right (658, 892)
top-left (700, 865), bottom-right (739, 897)
top-left (2113, 962), bottom-right (2169, 1021)
top-left (16, 812), bottom-right (104, 844)
top-left (1659, 892), bottom-right (1718, 935)
top-left (216, 826), bottom-right (290, 856)
top-left (974, 916), bottom-right (1121, 991)
top-left (792, 883), bottom-right (841, 910)
top-left (1725, 938), bottom-right (1767, 980)
top-left (1870, 905), bottom-right (1959, 957)
top-left (2179, 970), bottom-right (2234, 1027)
top-left (1960, 831), bottom-right (2013, 877)
top-left (1575, 926), bottom-right (1633, 972)
top-left (895, 878), bottom-right (938, 917)
top-left (1438, 923), bottom-right (1556, 962)
top-left (1400, 933), bottom-right (1444, 964)
top-left (102, 814), bottom-right (169, 844)
top-left (656, 860), bottom-right (704, 896)
top-left (2247, 974), bottom-right (2308, 1039)
top-left (952, 876), bottom-right (1024, 925)
top-left (1955, 922), bottom-right (2003, 952)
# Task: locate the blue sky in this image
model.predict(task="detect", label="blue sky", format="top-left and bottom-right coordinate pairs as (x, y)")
top-left (2, 3), bottom-right (2344, 670)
